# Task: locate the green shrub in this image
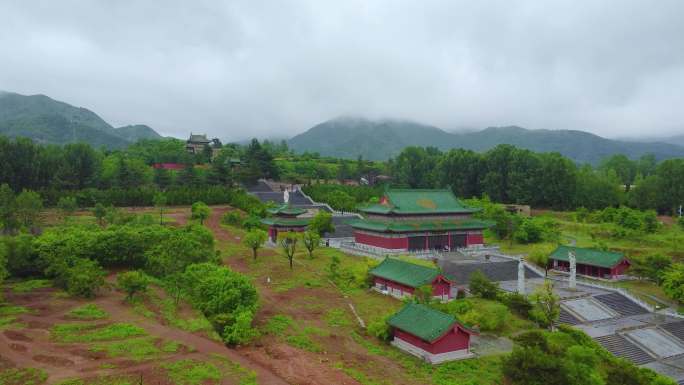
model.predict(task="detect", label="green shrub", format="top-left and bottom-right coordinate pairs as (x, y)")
top-left (64, 259), bottom-right (106, 298)
top-left (117, 271), bottom-right (150, 300)
top-left (468, 270), bottom-right (499, 299)
top-left (191, 201), bottom-right (211, 225)
top-left (182, 263), bottom-right (259, 344)
top-left (221, 211), bottom-right (243, 226)
top-left (367, 314), bottom-right (392, 341)
top-left (461, 302), bottom-right (509, 332)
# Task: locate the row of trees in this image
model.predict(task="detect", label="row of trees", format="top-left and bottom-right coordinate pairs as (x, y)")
top-left (388, 145), bottom-right (683, 213)
top-left (0, 135), bottom-right (281, 194)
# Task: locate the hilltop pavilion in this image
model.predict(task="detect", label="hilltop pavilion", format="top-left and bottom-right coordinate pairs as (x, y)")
top-left (349, 189), bottom-right (491, 252)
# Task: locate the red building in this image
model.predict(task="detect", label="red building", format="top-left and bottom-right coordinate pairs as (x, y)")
top-left (369, 258), bottom-right (455, 301)
top-left (350, 189), bottom-right (491, 251)
top-left (388, 303), bottom-right (475, 363)
top-left (152, 163), bottom-right (186, 170)
top-left (260, 204), bottom-right (310, 243)
top-left (549, 245), bottom-right (631, 280)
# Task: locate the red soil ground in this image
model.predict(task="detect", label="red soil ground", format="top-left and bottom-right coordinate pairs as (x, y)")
top-left (2, 205), bottom-right (415, 385)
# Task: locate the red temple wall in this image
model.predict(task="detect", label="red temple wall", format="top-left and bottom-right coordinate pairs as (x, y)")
top-left (466, 232), bottom-right (484, 246)
top-left (354, 232), bottom-right (408, 249)
top-left (611, 259), bottom-right (630, 276)
top-left (394, 327), bottom-right (470, 354)
top-left (431, 277), bottom-right (452, 299)
top-left (373, 277), bottom-right (415, 295)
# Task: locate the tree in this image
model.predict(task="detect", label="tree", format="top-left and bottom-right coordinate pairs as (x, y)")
top-left (243, 229), bottom-right (268, 260)
top-left (414, 284), bottom-right (434, 304)
top-left (529, 280), bottom-right (560, 330)
top-left (0, 242), bottom-right (7, 301)
top-left (309, 211), bottom-right (335, 236)
top-left (468, 270), bottom-right (499, 299)
top-left (93, 203), bottom-right (106, 226)
top-left (153, 192), bottom-right (167, 225)
top-left (117, 270), bottom-right (150, 300)
top-left (177, 164), bottom-right (200, 187)
top-left (57, 196), bottom-right (78, 222)
top-left (630, 254), bottom-right (671, 284)
top-left (182, 263), bottom-right (258, 344)
top-left (280, 232), bottom-right (299, 270)
top-left (153, 167), bottom-right (172, 188)
top-left (391, 146), bottom-right (440, 188)
top-left (14, 189), bottom-right (43, 231)
top-left (145, 225), bottom-right (217, 278)
top-left (302, 230), bottom-right (320, 259)
top-left (600, 154), bottom-right (637, 191)
top-left (0, 184), bottom-right (17, 234)
top-left (528, 246), bottom-right (552, 277)
top-left (191, 201), bottom-right (211, 225)
top-left (64, 258), bottom-right (106, 298)
top-left (327, 190), bottom-right (356, 212)
top-left (327, 253), bottom-right (341, 281)
top-left (662, 263), bottom-right (684, 302)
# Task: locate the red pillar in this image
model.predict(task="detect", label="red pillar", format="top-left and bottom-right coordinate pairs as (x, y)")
top-left (448, 233), bottom-right (452, 250)
top-left (424, 234), bottom-right (428, 250)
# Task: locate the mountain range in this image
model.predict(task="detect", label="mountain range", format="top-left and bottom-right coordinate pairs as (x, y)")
top-left (0, 91), bottom-right (161, 148)
top-left (2, 91), bottom-right (683, 164)
top-left (288, 117), bottom-right (684, 164)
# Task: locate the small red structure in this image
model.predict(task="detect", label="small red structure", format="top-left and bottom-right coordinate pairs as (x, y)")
top-left (152, 163), bottom-right (186, 170)
top-left (388, 303), bottom-right (475, 363)
top-left (549, 245), bottom-right (631, 280)
top-left (350, 189), bottom-right (491, 252)
top-left (369, 258), bottom-right (455, 301)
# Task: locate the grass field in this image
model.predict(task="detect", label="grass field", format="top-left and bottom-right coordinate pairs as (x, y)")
top-left (493, 212), bottom-right (684, 306)
top-left (217, 219), bottom-right (516, 385)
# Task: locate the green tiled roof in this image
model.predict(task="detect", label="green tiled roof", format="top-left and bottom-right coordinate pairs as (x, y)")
top-left (359, 189), bottom-right (478, 215)
top-left (550, 245), bottom-right (626, 268)
top-left (349, 218), bottom-right (492, 233)
top-left (369, 258), bottom-right (440, 288)
top-left (388, 303), bottom-right (456, 342)
top-left (267, 203), bottom-right (307, 216)
top-left (260, 217), bottom-right (310, 227)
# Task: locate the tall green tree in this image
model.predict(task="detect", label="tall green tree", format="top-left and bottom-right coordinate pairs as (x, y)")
top-left (14, 190), bottom-right (43, 230)
top-left (0, 184), bottom-right (17, 234)
top-left (153, 192), bottom-right (167, 225)
top-left (529, 280), bottom-right (560, 330)
top-left (243, 229), bottom-right (268, 260)
top-left (309, 211), bottom-right (335, 236)
top-left (280, 232), bottom-right (299, 270)
top-left (302, 230), bottom-right (320, 259)
top-left (191, 201), bottom-right (211, 225)
top-left (439, 149), bottom-right (483, 198)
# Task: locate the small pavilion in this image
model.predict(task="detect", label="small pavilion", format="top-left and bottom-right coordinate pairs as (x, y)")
top-left (261, 203), bottom-right (310, 243)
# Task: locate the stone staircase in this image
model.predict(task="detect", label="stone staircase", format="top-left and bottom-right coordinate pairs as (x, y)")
top-left (594, 334), bottom-right (655, 365)
top-left (594, 293), bottom-right (649, 317)
top-left (661, 321), bottom-right (684, 343)
top-left (558, 308), bottom-right (581, 325)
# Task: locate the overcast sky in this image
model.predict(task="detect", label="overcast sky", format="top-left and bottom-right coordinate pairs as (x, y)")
top-left (1, 1), bottom-right (683, 140)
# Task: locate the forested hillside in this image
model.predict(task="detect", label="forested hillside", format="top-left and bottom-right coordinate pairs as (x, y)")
top-left (289, 117), bottom-right (684, 163)
top-left (0, 91), bottom-right (161, 148)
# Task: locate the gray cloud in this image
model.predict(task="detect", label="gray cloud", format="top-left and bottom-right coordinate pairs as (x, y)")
top-left (1, 0), bottom-right (683, 140)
